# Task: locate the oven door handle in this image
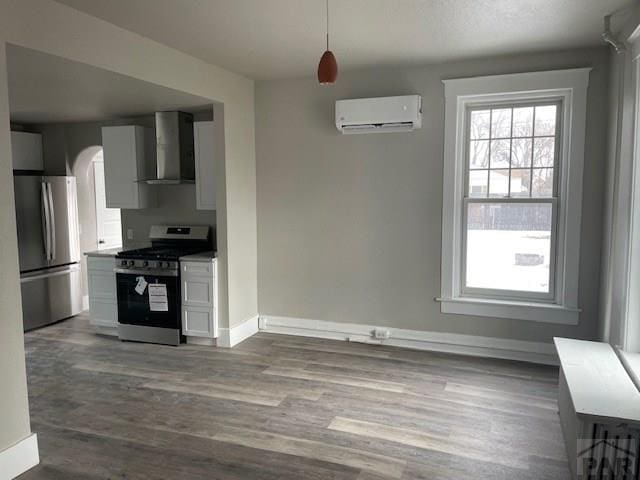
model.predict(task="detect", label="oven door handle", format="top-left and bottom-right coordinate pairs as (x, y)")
top-left (115, 268), bottom-right (178, 277)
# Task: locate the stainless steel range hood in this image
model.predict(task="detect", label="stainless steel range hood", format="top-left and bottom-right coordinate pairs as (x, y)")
top-left (145, 111), bottom-right (195, 184)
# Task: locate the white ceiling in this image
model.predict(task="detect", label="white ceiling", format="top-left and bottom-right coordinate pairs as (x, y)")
top-left (54, 0), bottom-right (633, 80)
top-left (7, 45), bottom-right (212, 124)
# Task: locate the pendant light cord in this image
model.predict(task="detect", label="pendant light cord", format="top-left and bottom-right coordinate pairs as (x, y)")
top-left (326, 0), bottom-right (329, 51)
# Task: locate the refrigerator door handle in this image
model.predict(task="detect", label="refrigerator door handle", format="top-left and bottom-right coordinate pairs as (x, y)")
top-left (41, 181), bottom-right (51, 260)
top-left (47, 182), bottom-right (56, 261)
top-left (20, 263), bottom-right (81, 283)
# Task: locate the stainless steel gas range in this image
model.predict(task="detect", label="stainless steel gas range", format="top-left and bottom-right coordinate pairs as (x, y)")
top-left (115, 225), bottom-right (211, 346)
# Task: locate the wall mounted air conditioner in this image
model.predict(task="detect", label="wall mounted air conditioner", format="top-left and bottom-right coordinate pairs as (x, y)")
top-left (335, 95), bottom-right (422, 134)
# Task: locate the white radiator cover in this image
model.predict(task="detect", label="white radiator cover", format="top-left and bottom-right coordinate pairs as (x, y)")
top-left (559, 369), bottom-right (640, 478)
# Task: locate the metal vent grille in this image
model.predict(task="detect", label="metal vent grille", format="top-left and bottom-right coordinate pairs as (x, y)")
top-left (582, 423), bottom-right (640, 478)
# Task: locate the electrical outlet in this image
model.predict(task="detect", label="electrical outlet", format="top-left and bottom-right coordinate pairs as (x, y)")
top-left (372, 328), bottom-right (390, 340)
top-left (127, 229), bottom-right (134, 240)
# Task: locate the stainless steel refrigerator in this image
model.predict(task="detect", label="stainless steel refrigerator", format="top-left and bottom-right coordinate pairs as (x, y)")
top-left (14, 175), bottom-right (83, 331)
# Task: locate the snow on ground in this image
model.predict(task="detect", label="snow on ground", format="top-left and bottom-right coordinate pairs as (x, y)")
top-left (466, 230), bottom-right (550, 293)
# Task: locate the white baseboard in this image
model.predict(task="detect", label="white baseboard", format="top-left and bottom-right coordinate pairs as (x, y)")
top-left (217, 315), bottom-right (259, 348)
top-left (186, 336), bottom-right (216, 346)
top-left (0, 433), bottom-right (39, 479)
top-left (82, 295), bottom-right (89, 312)
top-left (258, 315), bottom-right (558, 365)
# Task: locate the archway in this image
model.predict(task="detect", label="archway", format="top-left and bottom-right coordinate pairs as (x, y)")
top-left (72, 145), bottom-right (122, 253)
top-left (72, 146), bottom-right (122, 306)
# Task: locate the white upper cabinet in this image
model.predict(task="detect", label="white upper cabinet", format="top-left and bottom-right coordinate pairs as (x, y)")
top-left (194, 121), bottom-right (216, 210)
top-left (11, 131), bottom-right (43, 171)
top-left (102, 125), bottom-right (156, 209)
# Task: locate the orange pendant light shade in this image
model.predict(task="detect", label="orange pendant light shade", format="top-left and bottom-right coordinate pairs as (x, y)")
top-left (317, 0), bottom-right (337, 85)
top-left (318, 49), bottom-right (338, 84)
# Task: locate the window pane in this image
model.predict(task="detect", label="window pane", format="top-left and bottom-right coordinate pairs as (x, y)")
top-left (511, 138), bottom-right (532, 168)
top-left (470, 110), bottom-right (490, 140)
top-left (490, 139), bottom-right (510, 168)
top-left (466, 202), bottom-right (552, 293)
top-left (510, 169), bottom-right (531, 197)
top-left (491, 108), bottom-right (512, 138)
top-left (469, 140), bottom-right (489, 169)
top-left (512, 107), bottom-right (533, 137)
top-left (532, 168), bottom-right (554, 197)
top-left (534, 105), bottom-right (556, 136)
top-left (533, 137), bottom-right (555, 167)
top-left (469, 170), bottom-right (488, 197)
top-left (489, 169), bottom-right (509, 197)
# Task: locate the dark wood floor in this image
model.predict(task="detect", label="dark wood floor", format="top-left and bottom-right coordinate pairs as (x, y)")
top-left (18, 314), bottom-right (569, 479)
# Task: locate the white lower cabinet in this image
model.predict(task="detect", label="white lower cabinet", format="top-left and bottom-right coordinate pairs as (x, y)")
top-left (88, 255), bottom-right (217, 340)
top-left (182, 306), bottom-right (215, 337)
top-left (89, 299), bottom-right (118, 328)
top-left (181, 259), bottom-right (217, 339)
top-left (87, 256), bottom-right (118, 329)
top-left (183, 275), bottom-right (214, 306)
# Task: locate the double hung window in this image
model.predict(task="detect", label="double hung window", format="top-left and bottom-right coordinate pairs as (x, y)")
top-left (464, 102), bottom-right (560, 300)
top-left (439, 69), bottom-right (590, 324)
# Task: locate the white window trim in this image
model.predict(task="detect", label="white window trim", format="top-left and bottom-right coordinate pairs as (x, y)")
top-left (623, 26), bottom-right (640, 351)
top-left (439, 68), bottom-right (591, 325)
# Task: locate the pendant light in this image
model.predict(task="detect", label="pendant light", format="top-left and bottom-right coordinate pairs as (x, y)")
top-left (317, 0), bottom-right (338, 84)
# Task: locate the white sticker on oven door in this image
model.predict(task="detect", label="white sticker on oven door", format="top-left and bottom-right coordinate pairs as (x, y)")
top-left (148, 283), bottom-right (168, 312)
top-left (134, 276), bottom-right (148, 295)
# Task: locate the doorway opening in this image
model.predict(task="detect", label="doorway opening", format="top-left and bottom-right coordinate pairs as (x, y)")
top-left (92, 149), bottom-right (122, 249)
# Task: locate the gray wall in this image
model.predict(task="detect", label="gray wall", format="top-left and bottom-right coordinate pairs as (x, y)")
top-left (599, 5), bottom-right (640, 350)
top-left (600, 47), bottom-right (626, 346)
top-left (0, 43), bottom-right (31, 453)
top-left (256, 47), bottom-right (609, 344)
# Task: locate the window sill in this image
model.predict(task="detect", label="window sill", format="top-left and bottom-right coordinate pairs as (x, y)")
top-left (436, 296), bottom-right (580, 325)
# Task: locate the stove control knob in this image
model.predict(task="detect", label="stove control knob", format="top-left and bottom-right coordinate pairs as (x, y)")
top-left (142, 261), bottom-right (149, 267)
top-left (128, 260), bottom-right (135, 267)
top-left (164, 261), bottom-right (171, 269)
top-left (120, 260), bottom-right (127, 267)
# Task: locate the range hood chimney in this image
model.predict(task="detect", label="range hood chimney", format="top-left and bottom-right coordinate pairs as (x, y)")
top-left (146, 111), bottom-right (195, 184)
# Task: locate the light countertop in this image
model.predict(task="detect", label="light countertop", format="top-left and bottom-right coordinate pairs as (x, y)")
top-left (180, 251), bottom-right (216, 262)
top-left (86, 248), bottom-right (217, 261)
top-left (84, 247), bottom-right (125, 257)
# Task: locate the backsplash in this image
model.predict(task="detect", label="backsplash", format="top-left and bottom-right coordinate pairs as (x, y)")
top-left (121, 184), bottom-right (216, 249)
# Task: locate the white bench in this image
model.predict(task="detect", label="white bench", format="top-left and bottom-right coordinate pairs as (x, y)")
top-left (617, 349), bottom-right (640, 393)
top-left (554, 337), bottom-right (640, 478)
